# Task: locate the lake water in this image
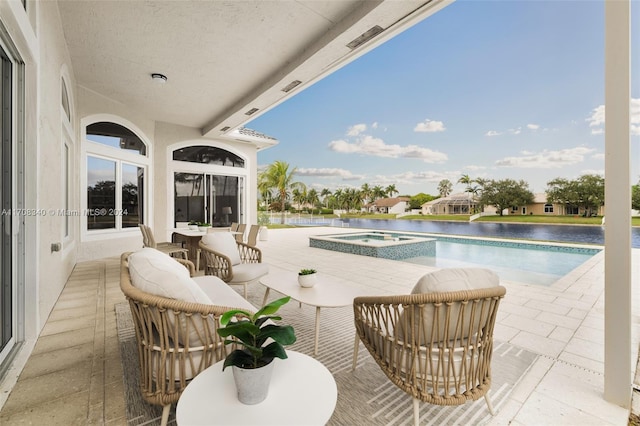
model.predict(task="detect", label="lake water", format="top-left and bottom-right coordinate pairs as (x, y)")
top-left (335, 218), bottom-right (640, 247)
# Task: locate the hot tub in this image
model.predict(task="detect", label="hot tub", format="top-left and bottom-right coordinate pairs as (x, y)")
top-left (309, 231), bottom-right (436, 260)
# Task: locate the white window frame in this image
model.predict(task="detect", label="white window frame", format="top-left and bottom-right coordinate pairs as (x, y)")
top-left (60, 70), bottom-right (74, 246)
top-left (81, 115), bottom-right (151, 241)
top-left (166, 141), bottom-right (249, 230)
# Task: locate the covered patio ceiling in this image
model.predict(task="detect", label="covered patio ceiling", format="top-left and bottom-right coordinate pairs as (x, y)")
top-left (57, 0), bottom-right (452, 144)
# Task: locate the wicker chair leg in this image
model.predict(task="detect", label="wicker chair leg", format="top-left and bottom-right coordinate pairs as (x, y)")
top-left (160, 404), bottom-right (171, 426)
top-left (484, 392), bottom-right (495, 415)
top-left (243, 283), bottom-right (248, 299)
top-left (352, 332), bottom-right (360, 370)
top-left (413, 398), bottom-right (420, 426)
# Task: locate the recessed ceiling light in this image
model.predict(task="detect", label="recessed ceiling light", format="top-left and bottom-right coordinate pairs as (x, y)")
top-left (244, 108), bottom-right (259, 116)
top-left (220, 126), bottom-right (231, 132)
top-left (151, 73), bottom-right (167, 83)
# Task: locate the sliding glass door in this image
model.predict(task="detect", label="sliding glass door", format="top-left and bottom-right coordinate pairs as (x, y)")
top-left (174, 172), bottom-right (243, 227)
top-left (0, 45), bottom-right (14, 365)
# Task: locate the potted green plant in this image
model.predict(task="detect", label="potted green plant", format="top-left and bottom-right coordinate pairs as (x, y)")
top-left (197, 222), bottom-right (211, 232)
top-left (217, 296), bottom-right (296, 404)
top-left (298, 268), bottom-right (317, 287)
top-left (188, 220), bottom-right (199, 230)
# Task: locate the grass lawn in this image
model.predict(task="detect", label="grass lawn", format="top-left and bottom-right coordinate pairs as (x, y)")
top-left (474, 215), bottom-right (604, 225)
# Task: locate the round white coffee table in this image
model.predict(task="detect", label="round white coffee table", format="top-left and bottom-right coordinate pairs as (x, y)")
top-left (176, 351), bottom-right (337, 425)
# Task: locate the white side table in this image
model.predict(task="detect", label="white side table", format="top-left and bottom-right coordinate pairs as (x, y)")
top-left (259, 268), bottom-right (365, 355)
top-left (176, 351), bottom-right (337, 425)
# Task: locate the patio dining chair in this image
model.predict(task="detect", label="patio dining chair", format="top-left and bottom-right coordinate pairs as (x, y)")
top-left (235, 223), bottom-right (247, 243)
top-left (353, 268), bottom-right (506, 426)
top-left (198, 232), bottom-right (268, 298)
top-left (246, 224), bottom-right (261, 246)
top-left (138, 224), bottom-right (189, 260)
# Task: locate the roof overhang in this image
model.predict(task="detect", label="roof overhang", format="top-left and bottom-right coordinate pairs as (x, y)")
top-left (57, 0), bottom-right (453, 147)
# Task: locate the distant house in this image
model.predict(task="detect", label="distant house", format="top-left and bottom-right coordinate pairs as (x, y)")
top-left (507, 193), bottom-right (563, 216)
top-left (421, 193), bottom-right (477, 215)
top-left (509, 193), bottom-right (604, 216)
top-left (366, 197), bottom-right (410, 214)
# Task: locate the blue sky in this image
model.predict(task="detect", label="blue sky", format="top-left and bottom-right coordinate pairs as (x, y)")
top-left (250, 1), bottom-right (639, 197)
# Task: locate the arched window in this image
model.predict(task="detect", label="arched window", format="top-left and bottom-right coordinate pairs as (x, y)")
top-left (87, 122), bottom-right (147, 155)
top-left (170, 144), bottom-right (247, 227)
top-left (544, 203), bottom-right (554, 213)
top-left (84, 120), bottom-right (148, 232)
top-left (173, 145), bottom-right (244, 168)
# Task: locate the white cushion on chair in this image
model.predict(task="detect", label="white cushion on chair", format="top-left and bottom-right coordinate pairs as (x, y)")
top-left (411, 268), bottom-right (499, 294)
top-left (201, 232), bottom-right (242, 265)
top-left (228, 263), bottom-right (269, 283)
top-left (193, 276), bottom-right (257, 311)
top-left (400, 268), bottom-right (499, 345)
top-left (128, 248), bottom-right (212, 304)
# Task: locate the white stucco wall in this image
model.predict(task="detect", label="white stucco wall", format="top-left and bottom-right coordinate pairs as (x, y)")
top-left (35, 0), bottom-right (79, 327)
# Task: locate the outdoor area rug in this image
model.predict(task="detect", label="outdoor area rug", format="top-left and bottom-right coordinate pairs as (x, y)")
top-left (116, 285), bottom-right (538, 426)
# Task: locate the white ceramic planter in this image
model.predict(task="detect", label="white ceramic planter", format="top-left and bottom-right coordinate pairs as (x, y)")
top-left (259, 226), bottom-right (268, 241)
top-left (232, 361), bottom-right (275, 405)
top-left (198, 226), bottom-right (211, 232)
top-left (188, 224), bottom-right (199, 230)
top-left (297, 273), bottom-right (317, 288)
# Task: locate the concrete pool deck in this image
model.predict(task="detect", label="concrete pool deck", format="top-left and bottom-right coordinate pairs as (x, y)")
top-left (0, 226), bottom-right (638, 424)
top-left (263, 226), bottom-right (639, 424)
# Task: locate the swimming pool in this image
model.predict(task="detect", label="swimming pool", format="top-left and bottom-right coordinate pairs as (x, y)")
top-left (311, 231), bottom-right (601, 286)
top-left (310, 232), bottom-right (436, 259)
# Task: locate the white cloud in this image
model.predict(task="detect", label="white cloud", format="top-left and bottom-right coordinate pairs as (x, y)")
top-left (296, 167), bottom-right (364, 181)
top-left (347, 123), bottom-right (367, 136)
top-left (372, 122), bottom-right (378, 129)
top-left (486, 125), bottom-right (537, 136)
top-left (580, 169), bottom-right (604, 177)
top-left (587, 98), bottom-right (640, 135)
top-left (373, 170), bottom-right (460, 185)
top-left (329, 135), bottom-right (448, 163)
top-left (414, 119), bottom-right (446, 133)
top-left (495, 147), bottom-right (596, 168)
top-left (464, 165), bottom-right (487, 171)
top-left (591, 153), bottom-right (605, 160)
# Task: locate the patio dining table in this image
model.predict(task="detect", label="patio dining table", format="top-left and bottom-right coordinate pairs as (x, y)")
top-left (172, 228), bottom-right (242, 263)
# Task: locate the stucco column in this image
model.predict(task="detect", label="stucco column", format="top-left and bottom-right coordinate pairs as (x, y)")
top-left (604, 0), bottom-right (631, 407)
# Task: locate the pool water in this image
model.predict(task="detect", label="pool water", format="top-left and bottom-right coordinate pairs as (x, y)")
top-left (403, 238), bottom-right (599, 286)
top-left (311, 230), bottom-right (600, 286)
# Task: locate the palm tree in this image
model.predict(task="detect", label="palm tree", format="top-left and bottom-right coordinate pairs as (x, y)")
top-left (307, 188), bottom-right (320, 212)
top-left (320, 188), bottom-right (332, 209)
top-left (360, 183), bottom-right (372, 205)
top-left (292, 188), bottom-right (307, 210)
top-left (332, 188), bottom-right (343, 210)
top-left (385, 184), bottom-right (398, 198)
top-left (437, 179), bottom-right (453, 197)
top-left (372, 185), bottom-right (386, 200)
top-left (458, 174), bottom-right (472, 191)
top-left (259, 161), bottom-right (306, 224)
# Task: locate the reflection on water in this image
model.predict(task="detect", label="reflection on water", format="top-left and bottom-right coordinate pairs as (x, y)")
top-left (338, 218), bottom-right (640, 248)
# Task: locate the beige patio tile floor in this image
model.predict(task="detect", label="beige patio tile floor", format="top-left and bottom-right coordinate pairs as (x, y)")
top-left (0, 227), bottom-right (637, 425)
